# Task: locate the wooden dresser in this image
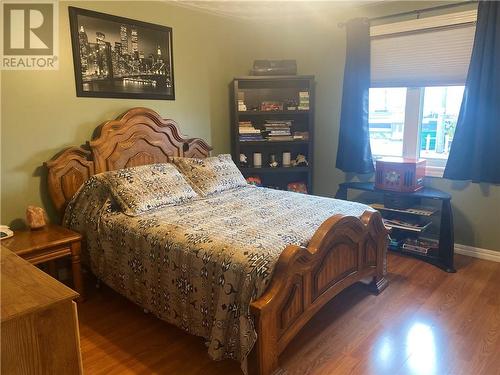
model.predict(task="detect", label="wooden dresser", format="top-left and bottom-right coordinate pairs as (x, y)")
top-left (1, 246), bottom-right (83, 374)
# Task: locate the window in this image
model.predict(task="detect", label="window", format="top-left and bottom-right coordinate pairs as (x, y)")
top-left (419, 86), bottom-right (464, 162)
top-left (369, 9), bottom-right (476, 176)
top-left (369, 86), bottom-right (465, 174)
top-left (368, 88), bottom-right (406, 157)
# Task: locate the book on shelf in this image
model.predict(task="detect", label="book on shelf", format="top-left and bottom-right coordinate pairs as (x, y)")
top-left (293, 131), bottom-right (309, 140)
top-left (268, 132), bottom-right (291, 135)
top-left (240, 136), bottom-right (264, 141)
top-left (267, 125), bottom-right (290, 129)
top-left (383, 218), bottom-right (432, 232)
top-left (264, 120), bottom-right (292, 126)
top-left (238, 121), bottom-right (262, 135)
top-left (265, 124), bottom-right (291, 129)
top-left (239, 129), bottom-right (261, 134)
top-left (267, 135), bottom-right (294, 141)
top-left (268, 130), bottom-right (291, 135)
top-left (263, 120), bottom-right (293, 140)
top-left (238, 120), bottom-right (263, 141)
top-left (371, 203), bottom-right (437, 216)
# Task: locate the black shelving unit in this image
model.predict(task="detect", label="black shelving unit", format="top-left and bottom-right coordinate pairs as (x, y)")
top-left (238, 110), bottom-right (310, 115)
top-left (231, 76), bottom-right (315, 192)
top-left (335, 182), bottom-right (455, 273)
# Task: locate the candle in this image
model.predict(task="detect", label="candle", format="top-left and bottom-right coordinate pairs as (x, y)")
top-left (253, 152), bottom-right (262, 168)
top-left (282, 151), bottom-right (291, 167)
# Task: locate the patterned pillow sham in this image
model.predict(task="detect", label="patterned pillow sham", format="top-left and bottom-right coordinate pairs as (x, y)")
top-left (104, 163), bottom-right (199, 216)
top-left (172, 154), bottom-right (247, 196)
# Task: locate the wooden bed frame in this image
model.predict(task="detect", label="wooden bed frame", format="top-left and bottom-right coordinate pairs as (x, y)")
top-left (45, 107), bottom-right (388, 375)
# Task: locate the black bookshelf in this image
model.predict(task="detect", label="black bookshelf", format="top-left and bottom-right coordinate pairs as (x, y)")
top-left (231, 76), bottom-right (315, 192)
top-left (238, 110), bottom-right (310, 115)
top-left (335, 182), bottom-right (455, 273)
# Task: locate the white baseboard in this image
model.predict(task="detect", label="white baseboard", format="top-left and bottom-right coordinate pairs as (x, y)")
top-left (455, 243), bottom-right (500, 262)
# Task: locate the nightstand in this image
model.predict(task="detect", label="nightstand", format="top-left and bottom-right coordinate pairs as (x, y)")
top-left (2, 224), bottom-right (85, 302)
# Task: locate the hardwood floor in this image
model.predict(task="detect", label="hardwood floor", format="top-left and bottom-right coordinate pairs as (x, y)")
top-left (78, 253), bottom-right (500, 375)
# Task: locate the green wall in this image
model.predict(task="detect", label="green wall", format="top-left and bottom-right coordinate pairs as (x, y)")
top-left (1, 1), bottom-right (250, 225)
top-left (1, 1), bottom-right (499, 251)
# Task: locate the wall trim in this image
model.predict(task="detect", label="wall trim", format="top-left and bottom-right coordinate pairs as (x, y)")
top-left (455, 243), bottom-right (500, 263)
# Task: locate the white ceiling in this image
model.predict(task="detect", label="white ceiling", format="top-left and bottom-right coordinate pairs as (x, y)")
top-left (170, 0), bottom-right (383, 22)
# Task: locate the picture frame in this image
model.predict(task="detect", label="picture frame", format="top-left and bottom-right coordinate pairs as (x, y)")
top-left (68, 7), bottom-right (175, 100)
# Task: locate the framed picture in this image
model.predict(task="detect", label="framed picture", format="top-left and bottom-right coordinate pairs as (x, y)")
top-left (68, 7), bottom-right (174, 100)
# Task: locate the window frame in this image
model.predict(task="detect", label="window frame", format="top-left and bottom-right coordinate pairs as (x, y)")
top-left (369, 86), bottom-right (464, 178)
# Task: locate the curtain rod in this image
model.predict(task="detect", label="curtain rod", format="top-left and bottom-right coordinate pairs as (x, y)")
top-left (337, 1), bottom-right (478, 28)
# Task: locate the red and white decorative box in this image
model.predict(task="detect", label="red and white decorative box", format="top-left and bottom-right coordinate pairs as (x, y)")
top-left (375, 157), bottom-right (426, 192)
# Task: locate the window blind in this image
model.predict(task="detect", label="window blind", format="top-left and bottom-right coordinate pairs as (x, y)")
top-left (370, 10), bottom-right (477, 87)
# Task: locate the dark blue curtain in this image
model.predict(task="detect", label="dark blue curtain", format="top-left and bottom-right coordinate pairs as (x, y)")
top-left (444, 1), bottom-right (500, 183)
top-left (336, 18), bottom-right (374, 174)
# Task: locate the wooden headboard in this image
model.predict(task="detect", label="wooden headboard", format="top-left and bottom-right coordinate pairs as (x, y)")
top-left (45, 107), bottom-right (212, 215)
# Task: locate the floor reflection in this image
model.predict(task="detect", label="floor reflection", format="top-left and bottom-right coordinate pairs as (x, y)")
top-left (378, 337), bottom-right (393, 363)
top-left (406, 322), bottom-right (437, 374)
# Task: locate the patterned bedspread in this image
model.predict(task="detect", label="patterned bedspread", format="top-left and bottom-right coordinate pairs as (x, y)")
top-left (64, 176), bottom-right (372, 367)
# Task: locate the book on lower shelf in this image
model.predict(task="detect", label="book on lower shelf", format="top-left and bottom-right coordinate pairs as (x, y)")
top-left (383, 218), bottom-right (432, 232)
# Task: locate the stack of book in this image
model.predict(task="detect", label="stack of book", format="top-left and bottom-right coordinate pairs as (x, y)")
top-left (239, 121), bottom-right (263, 141)
top-left (263, 120), bottom-right (293, 141)
top-left (383, 218), bottom-right (431, 233)
top-left (238, 100), bottom-right (247, 111)
top-left (298, 91), bottom-right (310, 111)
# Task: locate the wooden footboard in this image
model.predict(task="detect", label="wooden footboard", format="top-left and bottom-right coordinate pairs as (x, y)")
top-left (249, 210), bottom-right (388, 375)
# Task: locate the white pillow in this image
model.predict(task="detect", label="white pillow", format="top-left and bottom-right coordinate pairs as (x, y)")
top-left (104, 163), bottom-right (198, 216)
top-left (172, 154), bottom-right (247, 196)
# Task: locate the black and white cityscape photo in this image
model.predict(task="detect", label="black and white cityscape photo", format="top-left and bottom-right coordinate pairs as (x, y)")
top-left (69, 7), bottom-right (174, 99)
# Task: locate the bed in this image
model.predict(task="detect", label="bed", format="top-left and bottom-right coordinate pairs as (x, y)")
top-left (45, 107), bottom-right (388, 375)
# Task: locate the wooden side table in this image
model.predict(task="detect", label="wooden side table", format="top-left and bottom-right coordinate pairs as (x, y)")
top-left (2, 224), bottom-right (85, 301)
